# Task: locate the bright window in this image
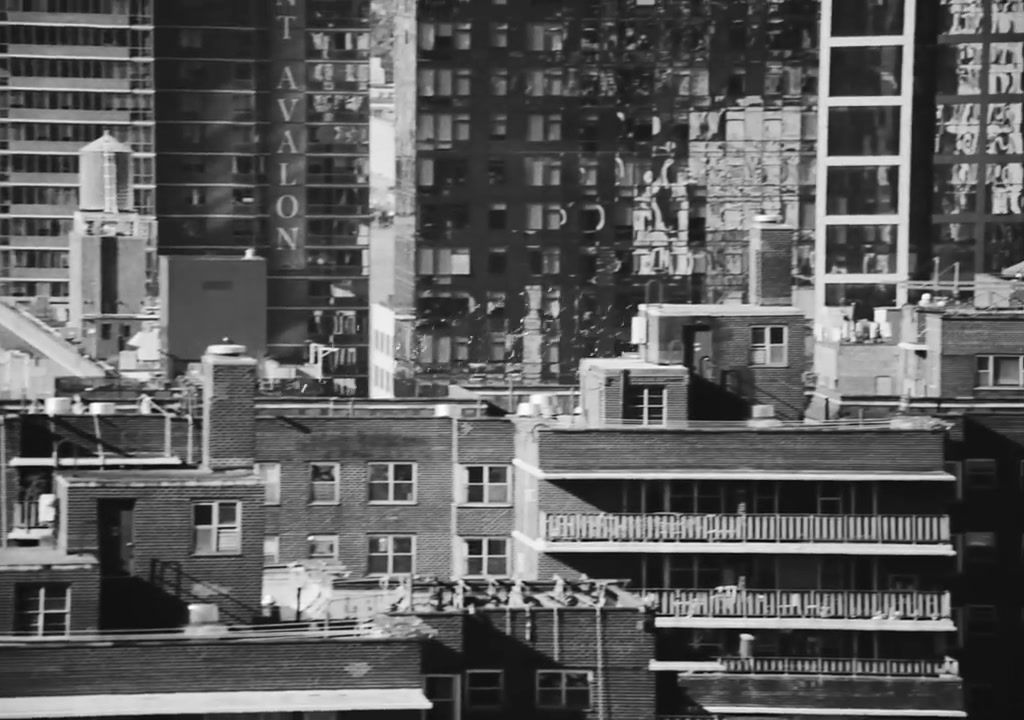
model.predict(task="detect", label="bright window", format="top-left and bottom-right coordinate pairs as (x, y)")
top-left (466, 670), bottom-right (504, 709)
top-left (464, 465), bottom-right (510, 504)
top-left (536, 670), bottom-right (592, 710)
top-left (367, 535), bottom-right (414, 575)
top-left (368, 463), bottom-right (417, 503)
top-left (751, 325), bottom-right (788, 366)
top-left (463, 537), bottom-right (509, 577)
top-left (976, 355), bottom-right (1024, 388)
top-left (14, 583), bottom-right (69, 636)
top-left (193, 501), bottom-right (241, 555)
top-left (263, 535), bottom-right (280, 565)
top-left (256, 462), bottom-right (281, 505)
top-left (309, 462), bottom-right (340, 504)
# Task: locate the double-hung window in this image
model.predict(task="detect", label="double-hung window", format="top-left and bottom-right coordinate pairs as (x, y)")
top-left (976, 355), bottom-right (1024, 388)
top-left (536, 670), bottom-right (593, 710)
top-left (466, 670), bottom-right (504, 709)
top-left (14, 583), bottom-right (70, 636)
top-left (462, 537), bottom-right (509, 577)
top-left (464, 465), bottom-right (510, 504)
top-left (256, 462), bottom-right (281, 505)
top-left (368, 462), bottom-right (416, 503)
top-left (367, 535), bottom-right (414, 575)
top-left (623, 384), bottom-right (666, 425)
top-left (750, 325), bottom-right (788, 366)
top-left (310, 462), bottom-right (340, 504)
top-left (193, 501), bottom-right (241, 555)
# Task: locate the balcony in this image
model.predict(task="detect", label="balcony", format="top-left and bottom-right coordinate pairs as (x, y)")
top-left (653, 588), bottom-right (954, 631)
top-left (536, 512), bottom-right (954, 555)
top-left (709, 657), bottom-right (955, 677)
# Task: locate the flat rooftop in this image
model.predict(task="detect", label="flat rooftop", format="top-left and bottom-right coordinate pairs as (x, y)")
top-left (0, 547), bottom-right (97, 569)
top-left (640, 303), bottom-right (803, 318)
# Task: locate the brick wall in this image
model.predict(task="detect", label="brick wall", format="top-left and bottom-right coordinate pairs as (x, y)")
top-left (0, 565), bottom-right (100, 633)
top-left (711, 313), bottom-right (807, 419)
top-left (415, 608), bottom-right (656, 720)
top-left (60, 475), bottom-right (264, 623)
top-left (939, 316), bottom-right (1024, 397)
top-left (202, 355), bottom-right (256, 470)
top-left (0, 637), bottom-right (424, 696)
top-left (536, 427), bottom-right (947, 472)
top-left (257, 416), bottom-right (457, 577)
top-left (681, 675), bottom-right (962, 713)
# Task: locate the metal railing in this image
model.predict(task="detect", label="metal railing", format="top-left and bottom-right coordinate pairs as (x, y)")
top-left (542, 512), bottom-right (951, 544)
top-left (652, 588), bottom-right (951, 621)
top-left (718, 656), bottom-right (952, 677)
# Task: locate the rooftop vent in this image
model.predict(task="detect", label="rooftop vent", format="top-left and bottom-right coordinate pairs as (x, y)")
top-left (205, 337), bottom-right (247, 357)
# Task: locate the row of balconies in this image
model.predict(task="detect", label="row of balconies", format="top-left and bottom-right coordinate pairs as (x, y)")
top-left (652, 588), bottom-right (952, 622)
top-left (543, 512), bottom-right (951, 546)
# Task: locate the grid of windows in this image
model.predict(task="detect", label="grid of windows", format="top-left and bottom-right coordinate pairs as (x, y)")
top-left (463, 465), bottom-right (510, 504)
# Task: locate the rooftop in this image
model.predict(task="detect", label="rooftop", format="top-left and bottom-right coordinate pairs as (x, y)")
top-left (641, 303), bottom-right (803, 318)
top-left (0, 548), bottom-right (97, 569)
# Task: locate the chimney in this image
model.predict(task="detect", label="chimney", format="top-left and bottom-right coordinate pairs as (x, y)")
top-left (201, 339), bottom-right (257, 471)
top-left (749, 215), bottom-right (793, 306)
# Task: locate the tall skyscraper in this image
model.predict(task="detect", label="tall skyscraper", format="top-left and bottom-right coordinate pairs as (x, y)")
top-left (412, 0), bottom-right (820, 390)
top-left (0, 0), bottom-right (155, 322)
top-left (154, 0), bottom-right (372, 394)
top-left (814, 0), bottom-right (1024, 328)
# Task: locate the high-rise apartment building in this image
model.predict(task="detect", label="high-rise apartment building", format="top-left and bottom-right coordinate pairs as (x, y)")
top-left (154, 0), bottom-right (372, 394)
top-left (0, 0), bottom-right (155, 321)
top-left (815, 0), bottom-right (1024, 326)
top-left (412, 0), bottom-right (821, 388)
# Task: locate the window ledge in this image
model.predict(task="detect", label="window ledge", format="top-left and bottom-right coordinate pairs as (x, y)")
top-left (368, 501), bottom-right (419, 506)
top-left (308, 501), bottom-right (342, 506)
top-left (192, 552), bottom-right (244, 558)
top-left (458, 503), bottom-right (514, 509)
top-left (973, 386), bottom-right (1024, 391)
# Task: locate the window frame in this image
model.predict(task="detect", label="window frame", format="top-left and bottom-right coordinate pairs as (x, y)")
top-left (256, 462), bottom-right (281, 505)
top-left (309, 462), bottom-right (341, 505)
top-left (308, 533), bottom-right (339, 560)
top-left (964, 459), bottom-right (997, 490)
top-left (623, 384), bottom-right (667, 426)
top-left (975, 354), bottom-right (1024, 388)
top-left (750, 325), bottom-right (789, 367)
top-left (193, 500), bottom-right (242, 556)
top-left (535, 670), bottom-right (593, 710)
top-left (462, 537), bottom-right (510, 578)
top-left (14, 583), bottom-right (70, 637)
top-left (263, 535), bottom-right (280, 565)
top-left (462, 465), bottom-right (511, 505)
top-left (465, 669), bottom-right (505, 710)
top-left (367, 462), bottom-right (418, 504)
top-left (367, 534), bottom-right (416, 576)
top-left (424, 674), bottom-right (461, 720)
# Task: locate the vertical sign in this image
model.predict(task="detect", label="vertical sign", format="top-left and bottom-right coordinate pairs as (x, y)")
top-left (268, 0), bottom-right (307, 270)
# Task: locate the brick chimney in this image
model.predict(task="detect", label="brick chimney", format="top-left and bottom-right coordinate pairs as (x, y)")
top-left (201, 340), bottom-right (256, 471)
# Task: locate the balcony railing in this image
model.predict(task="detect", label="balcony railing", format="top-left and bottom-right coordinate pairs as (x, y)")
top-left (653, 588), bottom-right (952, 621)
top-left (718, 656), bottom-right (954, 677)
top-left (542, 512), bottom-right (951, 544)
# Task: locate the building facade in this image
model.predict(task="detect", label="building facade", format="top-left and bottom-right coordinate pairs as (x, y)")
top-left (154, 0), bottom-right (372, 392)
top-left (0, 0), bottom-right (156, 319)
top-left (413, 0), bottom-right (820, 386)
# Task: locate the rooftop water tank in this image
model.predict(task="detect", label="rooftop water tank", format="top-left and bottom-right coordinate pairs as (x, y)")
top-left (78, 131), bottom-right (133, 213)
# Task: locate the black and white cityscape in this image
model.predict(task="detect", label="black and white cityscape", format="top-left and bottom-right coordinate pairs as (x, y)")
top-left (0, 2), bottom-right (1021, 720)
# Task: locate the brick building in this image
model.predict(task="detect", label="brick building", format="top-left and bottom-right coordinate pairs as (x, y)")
top-left (0, 333), bottom-right (974, 719)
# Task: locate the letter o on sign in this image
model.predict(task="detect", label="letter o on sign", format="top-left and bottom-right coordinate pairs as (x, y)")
top-left (275, 195), bottom-right (300, 219)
